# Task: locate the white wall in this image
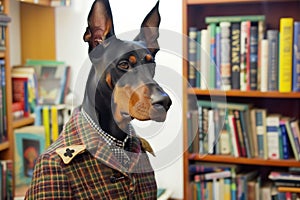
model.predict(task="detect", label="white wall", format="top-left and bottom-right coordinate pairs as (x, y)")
top-left (10, 0), bottom-right (183, 198)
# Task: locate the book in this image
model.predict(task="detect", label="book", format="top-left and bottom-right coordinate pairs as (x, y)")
top-left (200, 29), bottom-right (210, 90)
top-left (14, 126), bottom-right (45, 197)
top-left (215, 26), bottom-right (221, 89)
top-left (230, 22), bottom-right (241, 90)
top-left (279, 18), bottom-right (294, 92)
top-left (0, 61), bottom-right (6, 141)
top-left (267, 30), bottom-right (279, 91)
top-left (11, 66), bottom-right (39, 113)
top-left (253, 108), bottom-right (267, 159)
top-left (240, 21), bottom-right (250, 91)
top-left (260, 39), bottom-right (268, 92)
top-left (249, 23), bottom-right (258, 90)
top-left (266, 114), bottom-right (281, 160)
top-left (293, 21), bottom-right (300, 92)
top-left (188, 27), bottom-right (198, 87)
top-left (43, 106), bottom-right (51, 147)
top-left (281, 117), bottom-right (300, 161)
top-left (279, 120), bottom-right (291, 160)
top-left (205, 15), bottom-right (265, 24)
top-left (257, 21), bottom-right (265, 91)
top-left (25, 60), bottom-right (70, 105)
top-left (220, 22), bottom-right (231, 90)
top-left (12, 77), bottom-right (30, 117)
top-left (209, 23), bottom-right (216, 89)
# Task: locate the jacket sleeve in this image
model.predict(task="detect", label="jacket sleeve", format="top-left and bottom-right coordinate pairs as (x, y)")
top-left (25, 153), bottom-right (72, 200)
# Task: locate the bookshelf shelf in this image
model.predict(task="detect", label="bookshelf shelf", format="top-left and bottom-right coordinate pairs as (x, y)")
top-left (189, 154), bottom-right (300, 167)
top-left (278, 187), bottom-right (300, 193)
top-left (0, 141), bottom-right (9, 151)
top-left (189, 89), bottom-right (300, 99)
top-left (0, 51), bottom-right (5, 58)
top-left (13, 117), bottom-right (35, 129)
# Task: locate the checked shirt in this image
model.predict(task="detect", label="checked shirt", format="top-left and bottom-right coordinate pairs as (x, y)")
top-left (25, 107), bottom-right (157, 200)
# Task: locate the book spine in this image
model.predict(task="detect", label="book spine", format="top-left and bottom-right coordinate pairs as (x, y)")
top-left (257, 21), bottom-right (265, 91)
top-left (43, 106), bottom-right (51, 147)
top-left (1, 62), bottom-right (6, 140)
top-left (209, 23), bottom-right (216, 89)
top-left (220, 22), bottom-right (231, 90)
top-left (279, 18), bottom-right (294, 92)
top-left (279, 121), bottom-right (290, 159)
top-left (201, 29), bottom-right (209, 90)
top-left (284, 119), bottom-right (300, 160)
top-left (260, 39), bottom-right (269, 92)
top-left (266, 115), bottom-right (280, 160)
top-left (233, 110), bottom-right (247, 157)
top-left (267, 30), bottom-right (279, 91)
top-left (196, 31), bottom-right (202, 88)
top-left (249, 24), bottom-right (258, 90)
top-left (255, 109), bottom-right (267, 159)
top-left (215, 26), bottom-right (221, 89)
top-left (240, 21), bottom-right (250, 91)
top-left (293, 21), bottom-right (300, 92)
top-left (230, 22), bottom-right (241, 90)
top-left (188, 27), bottom-right (198, 87)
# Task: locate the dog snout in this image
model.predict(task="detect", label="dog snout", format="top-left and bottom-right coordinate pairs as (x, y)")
top-left (150, 86), bottom-right (172, 111)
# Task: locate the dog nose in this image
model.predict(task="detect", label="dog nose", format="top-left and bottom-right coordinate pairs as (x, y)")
top-left (151, 87), bottom-right (172, 111)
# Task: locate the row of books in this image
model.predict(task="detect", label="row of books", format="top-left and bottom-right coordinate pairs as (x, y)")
top-left (12, 60), bottom-right (71, 120)
top-left (189, 163), bottom-right (300, 200)
top-left (187, 15), bottom-right (300, 92)
top-left (188, 100), bottom-right (300, 160)
top-left (0, 160), bottom-right (13, 200)
top-left (14, 104), bottom-right (71, 197)
top-left (0, 59), bottom-right (7, 144)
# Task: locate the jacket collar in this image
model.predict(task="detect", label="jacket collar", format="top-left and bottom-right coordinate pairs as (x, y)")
top-left (57, 107), bottom-right (154, 174)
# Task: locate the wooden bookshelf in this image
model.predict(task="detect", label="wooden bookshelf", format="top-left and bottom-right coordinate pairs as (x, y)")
top-left (182, 0), bottom-right (300, 199)
top-left (0, 141), bottom-right (9, 151)
top-left (13, 117), bottom-right (35, 129)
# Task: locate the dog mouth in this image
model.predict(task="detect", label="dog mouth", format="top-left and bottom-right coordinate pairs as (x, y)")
top-left (149, 104), bottom-right (167, 122)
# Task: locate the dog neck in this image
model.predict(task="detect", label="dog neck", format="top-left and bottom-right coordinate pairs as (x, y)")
top-left (82, 67), bottom-right (129, 142)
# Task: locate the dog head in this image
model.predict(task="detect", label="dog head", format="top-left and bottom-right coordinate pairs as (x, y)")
top-left (83, 0), bottom-right (172, 127)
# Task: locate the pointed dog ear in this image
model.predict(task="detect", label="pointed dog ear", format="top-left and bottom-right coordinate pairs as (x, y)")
top-left (134, 1), bottom-right (161, 56)
top-left (84, 0), bottom-right (115, 52)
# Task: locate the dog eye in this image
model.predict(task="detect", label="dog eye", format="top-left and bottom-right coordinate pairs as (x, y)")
top-left (118, 60), bottom-right (130, 71)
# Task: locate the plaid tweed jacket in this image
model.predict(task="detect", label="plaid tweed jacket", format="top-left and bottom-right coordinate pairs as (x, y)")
top-left (25, 107), bottom-right (157, 200)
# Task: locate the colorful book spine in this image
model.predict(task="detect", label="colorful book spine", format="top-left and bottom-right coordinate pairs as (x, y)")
top-left (220, 22), bottom-right (231, 90)
top-left (230, 22), bottom-right (241, 90)
top-left (293, 21), bottom-right (300, 92)
top-left (283, 118), bottom-right (300, 161)
top-left (51, 106), bottom-right (59, 142)
top-left (188, 27), bottom-right (198, 87)
top-left (43, 106), bottom-right (51, 147)
top-left (279, 18), bottom-right (294, 92)
top-left (240, 21), bottom-right (250, 91)
top-left (279, 120), bottom-right (291, 159)
top-left (196, 31), bottom-right (202, 88)
top-left (249, 24), bottom-right (258, 90)
top-left (257, 21), bottom-right (265, 91)
top-left (267, 30), bottom-right (279, 91)
top-left (209, 23), bottom-right (216, 89)
top-left (215, 26), bottom-right (221, 89)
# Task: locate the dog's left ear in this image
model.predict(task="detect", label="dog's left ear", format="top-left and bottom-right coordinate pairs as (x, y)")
top-left (134, 1), bottom-right (161, 56)
top-left (84, 0), bottom-right (115, 53)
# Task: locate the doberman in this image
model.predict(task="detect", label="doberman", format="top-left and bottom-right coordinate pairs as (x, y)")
top-left (82, 0), bottom-right (172, 143)
top-left (25, 0), bottom-right (172, 199)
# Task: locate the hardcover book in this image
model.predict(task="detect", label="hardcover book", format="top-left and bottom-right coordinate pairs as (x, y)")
top-left (279, 18), bottom-right (294, 92)
top-left (14, 126), bottom-right (45, 197)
